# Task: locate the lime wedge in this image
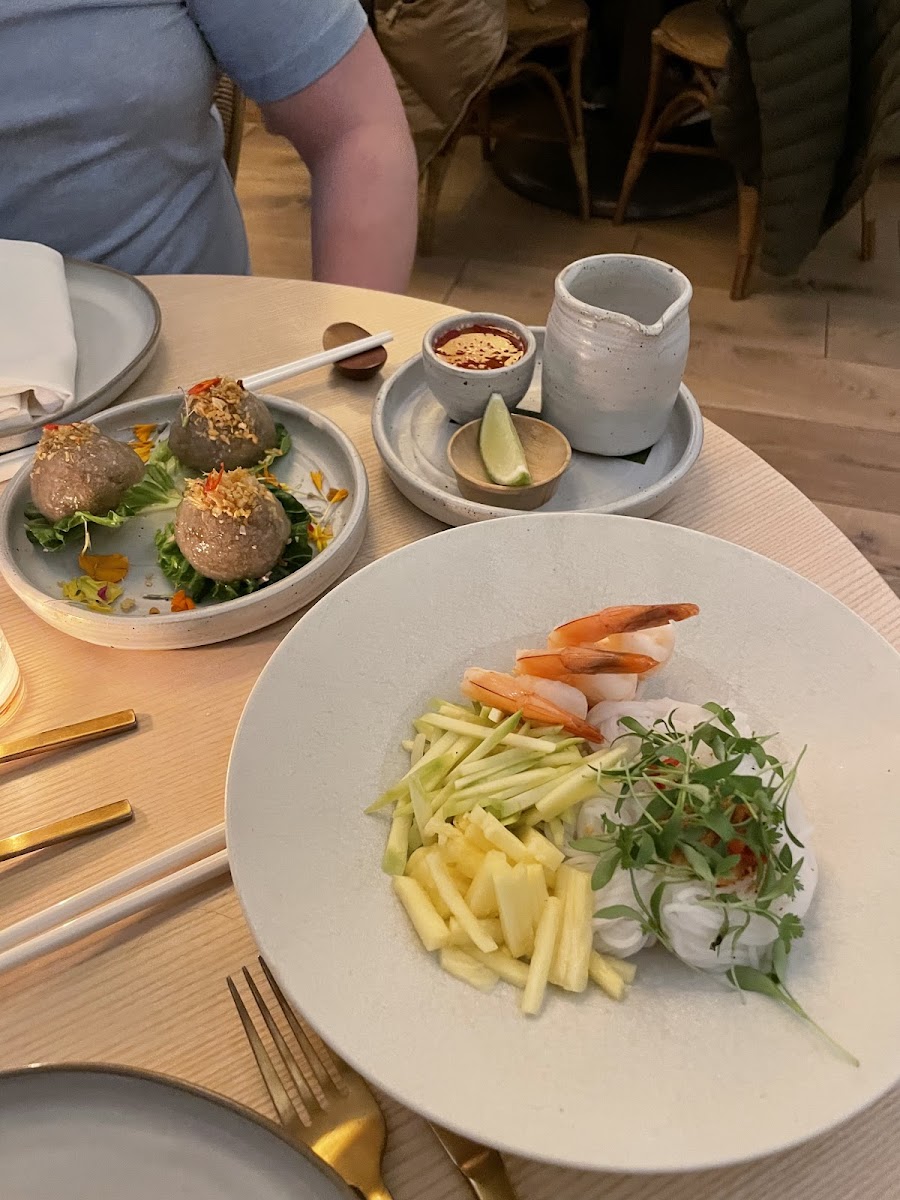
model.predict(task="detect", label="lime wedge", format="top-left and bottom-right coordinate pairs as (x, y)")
top-left (478, 394), bottom-right (532, 487)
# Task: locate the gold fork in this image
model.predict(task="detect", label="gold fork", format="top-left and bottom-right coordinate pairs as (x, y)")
top-left (228, 958), bottom-right (393, 1200)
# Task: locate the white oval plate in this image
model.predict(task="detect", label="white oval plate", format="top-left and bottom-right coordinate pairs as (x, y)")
top-left (227, 513), bottom-right (900, 1174)
top-left (0, 1065), bottom-right (354, 1200)
top-left (0, 392), bottom-right (368, 650)
top-left (372, 327), bottom-right (703, 525)
top-left (0, 259), bottom-right (161, 458)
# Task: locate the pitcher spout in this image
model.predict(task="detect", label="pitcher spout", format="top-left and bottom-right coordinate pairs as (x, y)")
top-left (554, 254), bottom-right (693, 336)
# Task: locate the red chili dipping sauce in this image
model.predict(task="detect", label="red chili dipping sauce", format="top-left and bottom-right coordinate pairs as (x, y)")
top-left (432, 323), bottom-right (526, 370)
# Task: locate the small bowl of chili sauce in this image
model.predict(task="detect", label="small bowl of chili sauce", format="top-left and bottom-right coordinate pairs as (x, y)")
top-left (422, 312), bottom-right (537, 424)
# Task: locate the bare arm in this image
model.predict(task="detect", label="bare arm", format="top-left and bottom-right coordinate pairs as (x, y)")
top-left (262, 29), bottom-right (418, 293)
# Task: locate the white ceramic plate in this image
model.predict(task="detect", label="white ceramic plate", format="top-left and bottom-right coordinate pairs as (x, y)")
top-left (227, 513), bottom-right (900, 1174)
top-left (0, 259), bottom-right (161, 461)
top-left (0, 392), bottom-right (368, 650)
top-left (0, 1065), bottom-right (354, 1200)
top-left (372, 327), bottom-right (703, 525)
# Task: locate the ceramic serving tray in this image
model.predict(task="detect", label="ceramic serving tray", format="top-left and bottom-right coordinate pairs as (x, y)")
top-left (372, 326), bottom-right (703, 526)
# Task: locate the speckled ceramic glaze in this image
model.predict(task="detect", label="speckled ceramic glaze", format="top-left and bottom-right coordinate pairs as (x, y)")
top-left (542, 255), bottom-right (692, 455)
top-left (421, 312), bottom-right (536, 425)
top-left (371, 327), bottom-right (703, 527)
top-left (227, 513), bottom-right (900, 1173)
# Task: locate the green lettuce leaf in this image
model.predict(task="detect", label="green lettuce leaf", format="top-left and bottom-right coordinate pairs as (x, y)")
top-left (25, 441), bottom-right (182, 551)
top-left (254, 424), bottom-right (291, 474)
top-left (154, 484), bottom-right (313, 604)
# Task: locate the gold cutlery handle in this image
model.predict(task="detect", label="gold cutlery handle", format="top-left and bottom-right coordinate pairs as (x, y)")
top-left (430, 1126), bottom-right (520, 1200)
top-left (450, 1152), bottom-right (518, 1200)
top-left (0, 709), bottom-right (136, 765)
top-left (0, 800), bottom-right (134, 861)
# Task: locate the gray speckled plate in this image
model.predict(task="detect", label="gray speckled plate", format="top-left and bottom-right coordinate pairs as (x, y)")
top-left (372, 326), bottom-right (702, 526)
top-left (0, 259), bottom-right (161, 462)
top-left (0, 392), bottom-right (368, 650)
top-left (0, 1065), bottom-right (354, 1200)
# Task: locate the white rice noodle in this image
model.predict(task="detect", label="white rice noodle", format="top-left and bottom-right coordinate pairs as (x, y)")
top-left (571, 696), bottom-right (818, 972)
top-left (579, 864), bottom-right (658, 958)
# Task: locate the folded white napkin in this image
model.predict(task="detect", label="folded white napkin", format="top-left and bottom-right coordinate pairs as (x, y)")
top-left (0, 240), bottom-right (78, 427)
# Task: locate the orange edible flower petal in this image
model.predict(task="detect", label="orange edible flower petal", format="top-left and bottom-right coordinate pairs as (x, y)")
top-left (129, 440), bottom-right (153, 462)
top-left (170, 590), bottom-right (196, 612)
top-left (326, 487), bottom-right (349, 503)
top-left (78, 551), bottom-right (130, 583)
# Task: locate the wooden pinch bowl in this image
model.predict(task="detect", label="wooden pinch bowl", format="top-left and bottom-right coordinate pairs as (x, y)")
top-left (447, 415), bottom-right (571, 511)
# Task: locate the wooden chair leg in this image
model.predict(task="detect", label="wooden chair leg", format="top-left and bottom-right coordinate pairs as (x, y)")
top-left (731, 181), bottom-right (760, 300)
top-left (418, 145), bottom-right (456, 256)
top-left (475, 94), bottom-right (492, 162)
top-left (568, 29), bottom-right (591, 222)
top-left (860, 186), bottom-right (876, 261)
top-left (613, 40), bottom-right (667, 225)
top-left (506, 61), bottom-right (589, 223)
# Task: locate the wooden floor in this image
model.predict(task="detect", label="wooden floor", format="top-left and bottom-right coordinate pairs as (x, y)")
top-left (235, 115), bottom-right (900, 596)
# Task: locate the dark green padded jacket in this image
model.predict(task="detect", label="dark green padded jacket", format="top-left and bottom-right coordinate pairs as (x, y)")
top-left (712, 0), bottom-right (900, 274)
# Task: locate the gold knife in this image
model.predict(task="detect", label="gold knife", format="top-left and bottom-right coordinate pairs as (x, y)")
top-left (0, 799), bottom-right (134, 861)
top-left (0, 709), bottom-right (136, 765)
top-left (430, 1124), bottom-right (520, 1200)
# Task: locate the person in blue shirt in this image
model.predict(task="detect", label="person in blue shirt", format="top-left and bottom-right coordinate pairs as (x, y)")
top-left (0, 0), bottom-right (418, 292)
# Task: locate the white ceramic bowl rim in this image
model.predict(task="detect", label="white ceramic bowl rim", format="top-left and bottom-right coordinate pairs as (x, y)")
top-left (0, 391), bottom-right (369, 629)
top-left (422, 312), bottom-right (537, 378)
top-left (554, 253), bottom-right (693, 335)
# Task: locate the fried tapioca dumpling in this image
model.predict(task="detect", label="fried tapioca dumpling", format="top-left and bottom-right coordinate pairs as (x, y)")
top-left (169, 376), bottom-right (277, 473)
top-left (30, 422), bottom-right (145, 521)
top-left (174, 468), bottom-right (290, 582)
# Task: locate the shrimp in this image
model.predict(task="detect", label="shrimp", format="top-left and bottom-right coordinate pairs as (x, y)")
top-left (547, 603), bottom-right (700, 649)
top-left (461, 668), bottom-right (604, 742)
top-left (515, 646), bottom-right (658, 678)
top-left (514, 647), bottom-right (654, 706)
top-left (567, 672), bottom-right (641, 705)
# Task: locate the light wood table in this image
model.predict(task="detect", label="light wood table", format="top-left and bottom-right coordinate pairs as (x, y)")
top-left (1, 276), bottom-right (897, 1200)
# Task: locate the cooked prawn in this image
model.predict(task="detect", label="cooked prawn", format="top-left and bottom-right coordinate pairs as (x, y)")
top-left (547, 603), bottom-right (700, 649)
top-left (515, 646), bottom-right (658, 678)
top-left (461, 668), bottom-right (604, 742)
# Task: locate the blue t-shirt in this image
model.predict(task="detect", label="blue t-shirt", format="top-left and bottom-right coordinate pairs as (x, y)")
top-left (0, 0), bottom-right (367, 274)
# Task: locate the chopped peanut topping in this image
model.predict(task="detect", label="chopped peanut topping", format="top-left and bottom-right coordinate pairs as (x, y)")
top-left (35, 422), bottom-right (99, 462)
top-left (183, 375), bottom-right (257, 446)
top-left (183, 467), bottom-right (274, 521)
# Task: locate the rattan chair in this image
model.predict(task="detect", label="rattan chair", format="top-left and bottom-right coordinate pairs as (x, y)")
top-left (612, 1), bottom-right (760, 299)
top-left (614, 0), bottom-right (875, 298)
top-left (213, 74), bottom-right (246, 182)
top-left (419, 0), bottom-right (591, 253)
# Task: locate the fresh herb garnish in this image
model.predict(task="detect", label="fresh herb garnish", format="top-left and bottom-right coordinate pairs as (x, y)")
top-left (574, 704), bottom-right (802, 915)
top-left (154, 483), bottom-right (313, 604)
top-left (569, 704), bottom-right (854, 1061)
top-left (25, 441), bottom-right (181, 551)
top-left (254, 423), bottom-right (291, 475)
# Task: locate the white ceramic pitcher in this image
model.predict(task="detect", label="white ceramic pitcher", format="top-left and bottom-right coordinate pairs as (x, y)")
top-left (541, 254), bottom-right (692, 455)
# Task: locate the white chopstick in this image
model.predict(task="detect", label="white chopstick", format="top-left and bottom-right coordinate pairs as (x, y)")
top-left (242, 330), bottom-right (393, 391)
top-left (0, 331), bottom-right (394, 485)
top-left (0, 824), bottom-right (228, 976)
